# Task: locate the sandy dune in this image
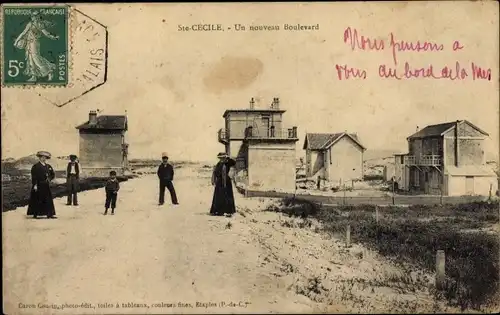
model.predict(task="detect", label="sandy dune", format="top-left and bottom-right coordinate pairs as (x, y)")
top-left (3, 166), bottom-right (457, 314)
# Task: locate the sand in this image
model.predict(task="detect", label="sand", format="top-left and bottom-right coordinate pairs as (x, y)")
top-left (3, 165), bottom-right (460, 314)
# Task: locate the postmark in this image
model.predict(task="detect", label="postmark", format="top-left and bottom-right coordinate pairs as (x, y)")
top-left (30, 8), bottom-right (108, 107)
top-left (2, 4), bottom-right (69, 86)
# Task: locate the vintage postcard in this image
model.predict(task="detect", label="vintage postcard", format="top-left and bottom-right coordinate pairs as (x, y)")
top-left (1, 1), bottom-right (499, 314)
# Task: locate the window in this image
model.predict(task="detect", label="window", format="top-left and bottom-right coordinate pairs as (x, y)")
top-left (437, 139), bottom-right (443, 155)
top-left (400, 156), bottom-right (404, 164)
top-left (414, 169), bottom-right (420, 186)
top-left (425, 172), bottom-right (429, 182)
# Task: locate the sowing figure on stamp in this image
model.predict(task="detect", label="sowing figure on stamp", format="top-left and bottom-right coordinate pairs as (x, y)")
top-left (13, 11), bottom-right (59, 82)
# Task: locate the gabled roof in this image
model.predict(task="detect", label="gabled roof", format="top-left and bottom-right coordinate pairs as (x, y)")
top-left (407, 120), bottom-right (488, 140)
top-left (303, 133), bottom-right (366, 151)
top-left (76, 115), bottom-right (127, 131)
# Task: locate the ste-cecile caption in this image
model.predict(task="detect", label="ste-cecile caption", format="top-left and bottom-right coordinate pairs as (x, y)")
top-left (178, 23), bottom-right (320, 32)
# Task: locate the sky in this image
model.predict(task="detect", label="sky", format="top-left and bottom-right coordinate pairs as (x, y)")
top-left (2, 2), bottom-right (499, 162)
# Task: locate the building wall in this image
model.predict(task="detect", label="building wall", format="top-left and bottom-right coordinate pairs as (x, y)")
top-left (423, 168), bottom-right (442, 195)
top-left (394, 164), bottom-right (410, 191)
top-left (234, 142), bottom-right (248, 171)
top-left (444, 138), bottom-right (485, 166)
top-left (408, 139), bottom-right (422, 157)
top-left (305, 150), bottom-right (311, 176)
top-left (79, 132), bottom-right (124, 169)
top-left (226, 112), bottom-right (283, 139)
top-left (409, 137), bottom-right (442, 164)
top-left (247, 141), bottom-right (297, 192)
top-left (446, 175), bottom-right (498, 196)
top-left (443, 122), bottom-right (485, 167)
top-left (384, 164), bottom-right (395, 181)
top-left (421, 137), bottom-right (442, 155)
top-left (306, 150), bottom-right (324, 178)
top-left (408, 166), bottom-right (442, 195)
top-left (228, 140), bottom-right (244, 158)
top-left (327, 136), bottom-right (363, 183)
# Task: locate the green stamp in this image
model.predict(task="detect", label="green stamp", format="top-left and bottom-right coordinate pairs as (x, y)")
top-left (2, 5), bottom-right (69, 86)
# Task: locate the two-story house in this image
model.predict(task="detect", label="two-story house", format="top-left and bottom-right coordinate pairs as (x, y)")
top-left (218, 97), bottom-right (299, 192)
top-left (397, 120), bottom-right (497, 196)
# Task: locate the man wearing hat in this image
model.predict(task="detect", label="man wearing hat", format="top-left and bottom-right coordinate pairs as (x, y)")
top-left (157, 152), bottom-right (179, 206)
top-left (66, 154), bottom-right (80, 206)
top-left (27, 151), bottom-right (57, 219)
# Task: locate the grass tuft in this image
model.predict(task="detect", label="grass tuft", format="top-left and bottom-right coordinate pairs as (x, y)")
top-left (270, 197), bottom-right (500, 311)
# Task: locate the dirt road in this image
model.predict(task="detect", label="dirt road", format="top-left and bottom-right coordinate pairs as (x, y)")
top-left (3, 166), bottom-right (455, 314)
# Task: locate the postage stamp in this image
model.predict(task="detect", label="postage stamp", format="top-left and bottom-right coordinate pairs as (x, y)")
top-left (2, 5), bottom-right (69, 86)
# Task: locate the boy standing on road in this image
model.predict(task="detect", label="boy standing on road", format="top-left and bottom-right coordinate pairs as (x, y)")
top-left (157, 152), bottom-right (179, 206)
top-left (104, 171), bottom-right (120, 215)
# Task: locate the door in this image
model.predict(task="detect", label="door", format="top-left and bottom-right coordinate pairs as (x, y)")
top-left (465, 176), bottom-right (475, 195)
top-left (262, 116), bottom-right (270, 137)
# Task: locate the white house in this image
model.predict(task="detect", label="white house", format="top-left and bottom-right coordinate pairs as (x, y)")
top-left (303, 132), bottom-right (366, 183)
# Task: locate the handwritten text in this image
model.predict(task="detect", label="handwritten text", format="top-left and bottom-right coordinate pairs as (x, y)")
top-left (336, 27), bottom-right (492, 82)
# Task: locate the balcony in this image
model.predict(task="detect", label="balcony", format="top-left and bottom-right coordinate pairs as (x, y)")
top-left (218, 128), bottom-right (228, 144)
top-left (244, 126), bottom-right (298, 140)
top-left (404, 155), bottom-right (416, 165)
top-left (420, 155), bottom-right (441, 166)
top-left (404, 154), bottom-right (441, 166)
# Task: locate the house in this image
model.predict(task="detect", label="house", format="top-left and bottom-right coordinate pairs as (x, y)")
top-left (399, 120), bottom-right (497, 196)
top-left (75, 110), bottom-right (129, 177)
top-left (218, 97), bottom-right (299, 192)
top-left (393, 153), bottom-right (410, 190)
top-left (303, 132), bottom-right (366, 184)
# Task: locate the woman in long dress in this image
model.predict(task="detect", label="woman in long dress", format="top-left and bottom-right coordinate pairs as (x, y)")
top-left (27, 151), bottom-right (57, 219)
top-left (210, 152), bottom-right (236, 216)
top-left (13, 11), bottom-right (59, 82)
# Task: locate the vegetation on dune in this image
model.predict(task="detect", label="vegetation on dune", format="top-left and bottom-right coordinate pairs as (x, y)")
top-left (2, 176), bottom-right (133, 212)
top-left (266, 198), bottom-right (500, 311)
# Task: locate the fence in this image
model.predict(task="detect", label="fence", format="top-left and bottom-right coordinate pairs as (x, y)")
top-left (242, 189), bottom-right (490, 205)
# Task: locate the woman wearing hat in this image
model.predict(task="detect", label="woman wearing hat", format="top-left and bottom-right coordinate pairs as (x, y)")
top-left (27, 151), bottom-right (57, 219)
top-left (66, 154), bottom-right (80, 206)
top-left (210, 152), bottom-right (237, 216)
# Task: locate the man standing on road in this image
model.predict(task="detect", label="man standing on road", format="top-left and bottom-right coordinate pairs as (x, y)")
top-left (66, 154), bottom-right (80, 206)
top-left (157, 153), bottom-right (179, 206)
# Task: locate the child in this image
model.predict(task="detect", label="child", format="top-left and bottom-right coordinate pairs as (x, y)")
top-left (104, 171), bottom-right (120, 215)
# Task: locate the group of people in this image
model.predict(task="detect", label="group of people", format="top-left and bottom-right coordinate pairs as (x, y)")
top-left (26, 151), bottom-right (237, 218)
top-left (27, 151), bottom-right (122, 218)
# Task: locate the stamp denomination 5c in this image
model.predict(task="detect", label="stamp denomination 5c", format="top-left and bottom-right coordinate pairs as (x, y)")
top-left (2, 5), bottom-right (69, 86)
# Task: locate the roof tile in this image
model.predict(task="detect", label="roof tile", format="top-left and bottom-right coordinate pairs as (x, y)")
top-left (76, 115), bottom-right (127, 130)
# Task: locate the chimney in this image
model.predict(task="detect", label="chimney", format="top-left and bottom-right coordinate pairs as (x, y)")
top-left (416, 126), bottom-right (420, 132)
top-left (274, 97), bottom-right (280, 109)
top-left (455, 120), bottom-right (460, 167)
top-left (89, 110), bottom-right (97, 125)
top-left (249, 97), bottom-right (255, 109)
